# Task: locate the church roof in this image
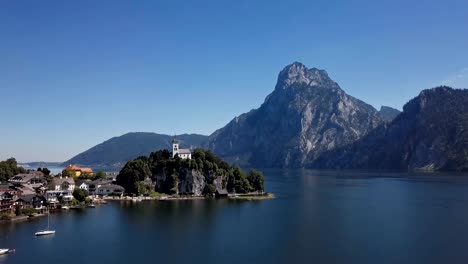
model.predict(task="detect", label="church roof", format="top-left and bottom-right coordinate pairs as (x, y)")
top-left (178, 149), bottom-right (191, 154)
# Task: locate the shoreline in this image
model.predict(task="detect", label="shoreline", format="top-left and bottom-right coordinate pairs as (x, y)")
top-left (104, 192), bottom-right (275, 201)
top-left (1, 192), bottom-right (273, 224)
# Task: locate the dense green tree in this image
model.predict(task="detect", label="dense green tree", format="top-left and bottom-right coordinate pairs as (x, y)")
top-left (227, 167), bottom-right (252, 193)
top-left (0, 158), bottom-right (25, 182)
top-left (248, 170), bottom-right (265, 192)
top-left (73, 188), bottom-right (89, 202)
top-left (62, 169), bottom-right (76, 178)
top-left (136, 181), bottom-right (154, 196)
top-left (203, 184), bottom-right (216, 196)
top-left (116, 159), bottom-right (151, 195)
top-left (41, 167), bottom-right (51, 176)
top-left (94, 171), bottom-right (107, 180)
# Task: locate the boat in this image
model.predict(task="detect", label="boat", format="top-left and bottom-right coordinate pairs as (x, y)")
top-left (87, 204), bottom-right (96, 208)
top-left (34, 230), bottom-right (56, 236)
top-left (35, 208), bottom-right (55, 236)
top-left (61, 206), bottom-right (70, 210)
top-left (0, 249), bottom-right (9, 255)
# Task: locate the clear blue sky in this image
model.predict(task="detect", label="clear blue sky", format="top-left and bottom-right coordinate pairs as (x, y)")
top-left (1, 0), bottom-right (467, 162)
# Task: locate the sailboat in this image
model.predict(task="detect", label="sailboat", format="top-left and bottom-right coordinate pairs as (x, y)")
top-left (35, 207), bottom-right (55, 236)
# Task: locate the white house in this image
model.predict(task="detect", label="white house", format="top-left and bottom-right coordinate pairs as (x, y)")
top-left (97, 184), bottom-right (125, 197)
top-left (76, 180), bottom-right (91, 191)
top-left (46, 177), bottom-right (75, 203)
top-left (172, 137), bottom-right (192, 159)
top-left (50, 177), bottom-right (75, 191)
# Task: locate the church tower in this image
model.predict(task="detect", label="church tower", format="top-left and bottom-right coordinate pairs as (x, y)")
top-left (172, 137), bottom-right (179, 158)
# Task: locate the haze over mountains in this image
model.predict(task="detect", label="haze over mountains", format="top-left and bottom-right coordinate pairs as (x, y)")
top-left (62, 62), bottom-right (468, 172)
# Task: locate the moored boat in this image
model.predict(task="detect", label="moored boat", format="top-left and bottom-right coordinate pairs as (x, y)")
top-left (35, 207), bottom-right (55, 236)
top-left (34, 230), bottom-right (56, 236)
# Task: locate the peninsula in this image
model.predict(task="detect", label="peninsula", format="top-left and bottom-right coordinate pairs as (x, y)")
top-left (116, 138), bottom-right (269, 199)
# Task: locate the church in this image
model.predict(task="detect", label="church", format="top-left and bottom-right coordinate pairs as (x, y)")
top-left (172, 137), bottom-right (192, 159)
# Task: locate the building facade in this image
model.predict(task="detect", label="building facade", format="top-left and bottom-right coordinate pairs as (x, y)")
top-left (172, 137), bottom-right (192, 159)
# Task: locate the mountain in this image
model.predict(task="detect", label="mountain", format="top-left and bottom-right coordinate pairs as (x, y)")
top-left (207, 62), bottom-right (384, 167)
top-left (379, 106), bottom-right (401, 122)
top-left (63, 132), bottom-right (208, 169)
top-left (312, 86), bottom-right (468, 171)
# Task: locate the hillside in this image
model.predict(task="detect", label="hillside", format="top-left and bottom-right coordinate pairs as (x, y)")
top-left (63, 132), bottom-right (208, 169)
top-left (312, 86), bottom-right (468, 171)
top-left (207, 62), bottom-right (384, 167)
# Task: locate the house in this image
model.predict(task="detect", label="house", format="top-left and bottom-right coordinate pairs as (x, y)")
top-left (46, 177), bottom-right (75, 203)
top-left (172, 137), bottom-right (192, 159)
top-left (15, 194), bottom-right (47, 211)
top-left (88, 179), bottom-right (112, 195)
top-left (76, 180), bottom-right (91, 191)
top-left (97, 184), bottom-right (124, 197)
top-left (50, 177), bottom-right (75, 191)
top-left (0, 191), bottom-right (14, 214)
top-left (215, 189), bottom-right (228, 198)
top-left (0, 184), bottom-right (21, 200)
top-left (63, 165), bottom-right (94, 177)
top-left (9, 171), bottom-right (46, 186)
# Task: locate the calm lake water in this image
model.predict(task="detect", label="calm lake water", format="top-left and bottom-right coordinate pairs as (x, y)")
top-left (3, 169), bottom-right (468, 264)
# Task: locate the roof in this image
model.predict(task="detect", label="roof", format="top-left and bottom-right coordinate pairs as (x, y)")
top-left (80, 168), bottom-right (93, 173)
top-left (9, 172), bottom-right (45, 183)
top-left (90, 179), bottom-right (112, 185)
top-left (16, 194), bottom-right (39, 203)
top-left (0, 191), bottom-right (13, 198)
top-left (98, 184), bottom-right (124, 191)
top-left (64, 165), bottom-right (93, 173)
top-left (216, 189), bottom-right (228, 195)
top-left (76, 180), bottom-right (91, 186)
top-left (178, 149), bottom-right (191, 154)
top-left (51, 177), bottom-right (75, 186)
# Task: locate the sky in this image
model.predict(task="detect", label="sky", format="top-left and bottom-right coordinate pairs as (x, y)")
top-left (1, 0), bottom-right (467, 162)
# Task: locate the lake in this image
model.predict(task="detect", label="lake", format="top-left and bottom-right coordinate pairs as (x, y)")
top-left (2, 169), bottom-right (468, 264)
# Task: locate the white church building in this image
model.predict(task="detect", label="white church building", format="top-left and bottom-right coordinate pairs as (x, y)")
top-left (172, 137), bottom-right (192, 159)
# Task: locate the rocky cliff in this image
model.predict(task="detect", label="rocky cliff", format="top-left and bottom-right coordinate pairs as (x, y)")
top-left (207, 62), bottom-right (384, 167)
top-left (154, 169), bottom-right (227, 196)
top-left (312, 86), bottom-right (468, 171)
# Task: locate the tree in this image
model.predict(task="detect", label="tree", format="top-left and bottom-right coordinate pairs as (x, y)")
top-left (73, 188), bottom-right (89, 202)
top-left (0, 158), bottom-right (25, 182)
top-left (62, 169), bottom-right (76, 178)
top-left (116, 159), bottom-right (151, 195)
top-left (94, 171), bottom-right (107, 180)
top-left (41, 167), bottom-right (51, 176)
top-left (227, 167), bottom-right (252, 193)
top-left (203, 184), bottom-right (216, 196)
top-left (248, 170), bottom-right (265, 192)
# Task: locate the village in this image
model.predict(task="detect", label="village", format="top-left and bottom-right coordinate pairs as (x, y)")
top-left (0, 165), bottom-right (125, 221)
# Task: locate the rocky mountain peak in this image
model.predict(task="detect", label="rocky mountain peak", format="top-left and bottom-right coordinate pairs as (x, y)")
top-left (209, 62), bottom-right (383, 168)
top-left (275, 62), bottom-right (339, 90)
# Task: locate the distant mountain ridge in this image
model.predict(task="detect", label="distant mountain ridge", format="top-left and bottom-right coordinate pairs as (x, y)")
top-left (63, 132), bottom-right (208, 169)
top-left (379, 106), bottom-right (401, 122)
top-left (312, 87), bottom-right (468, 171)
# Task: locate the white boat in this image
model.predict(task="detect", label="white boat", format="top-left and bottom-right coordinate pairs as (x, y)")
top-left (87, 204), bottom-right (96, 208)
top-left (0, 249), bottom-right (10, 255)
top-left (35, 208), bottom-right (55, 236)
top-left (61, 206), bottom-right (70, 210)
top-left (34, 230), bottom-right (56, 236)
